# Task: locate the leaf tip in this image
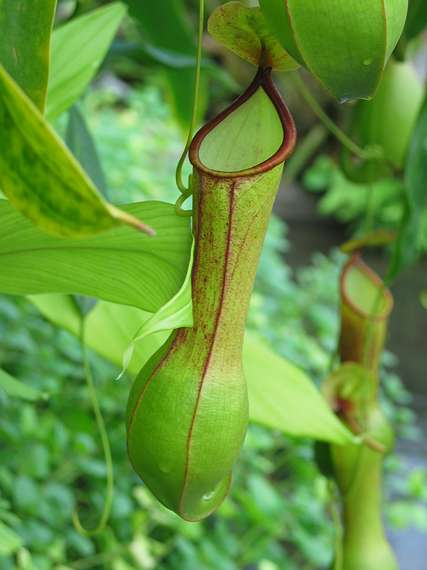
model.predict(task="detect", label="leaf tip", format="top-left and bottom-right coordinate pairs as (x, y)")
top-left (108, 205), bottom-right (156, 236)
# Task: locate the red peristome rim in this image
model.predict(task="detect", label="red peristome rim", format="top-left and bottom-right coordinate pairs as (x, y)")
top-left (189, 67), bottom-right (297, 178)
top-left (340, 254), bottom-right (394, 321)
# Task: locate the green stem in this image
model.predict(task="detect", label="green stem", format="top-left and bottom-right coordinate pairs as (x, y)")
top-left (72, 319), bottom-right (114, 537)
top-left (175, 0), bottom-right (205, 197)
top-left (292, 73), bottom-right (382, 162)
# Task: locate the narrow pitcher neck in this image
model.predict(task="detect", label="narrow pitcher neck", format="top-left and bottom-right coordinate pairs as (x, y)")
top-left (189, 165), bottom-right (283, 357)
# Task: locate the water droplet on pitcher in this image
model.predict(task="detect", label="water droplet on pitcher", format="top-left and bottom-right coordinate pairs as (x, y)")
top-left (202, 490), bottom-right (215, 501)
top-left (363, 58), bottom-right (373, 66)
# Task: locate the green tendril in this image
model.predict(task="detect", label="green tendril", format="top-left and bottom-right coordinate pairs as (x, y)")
top-left (175, 187), bottom-right (193, 217)
top-left (175, 0), bottom-right (204, 207)
top-left (72, 319), bottom-right (114, 537)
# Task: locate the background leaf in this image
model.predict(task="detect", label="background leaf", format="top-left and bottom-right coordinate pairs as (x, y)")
top-left (47, 2), bottom-right (127, 121)
top-left (124, 0), bottom-right (206, 128)
top-left (0, 67), bottom-right (150, 237)
top-left (0, 200), bottom-right (192, 312)
top-left (0, 0), bottom-right (56, 112)
top-left (405, 0), bottom-right (427, 41)
top-left (390, 92), bottom-right (427, 278)
top-left (208, 1), bottom-right (298, 72)
top-left (65, 105), bottom-right (108, 197)
top-left (0, 367), bottom-right (43, 401)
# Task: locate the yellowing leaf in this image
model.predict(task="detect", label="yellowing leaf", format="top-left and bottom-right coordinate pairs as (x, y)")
top-left (0, 66), bottom-right (152, 237)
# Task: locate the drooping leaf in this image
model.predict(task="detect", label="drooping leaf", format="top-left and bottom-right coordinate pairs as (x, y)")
top-left (0, 368), bottom-right (44, 401)
top-left (0, 200), bottom-right (192, 312)
top-left (389, 93), bottom-right (427, 278)
top-left (65, 105), bottom-right (108, 197)
top-left (0, 0), bottom-right (56, 112)
top-left (47, 2), bottom-right (126, 121)
top-left (208, 1), bottom-right (298, 72)
top-left (31, 297), bottom-right (354, 445)
top-left (0, 67), bottom-right (152, 236)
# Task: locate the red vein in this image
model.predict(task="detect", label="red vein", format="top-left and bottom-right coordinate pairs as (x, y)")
top-left (178, 181), bottom-right (236, 515)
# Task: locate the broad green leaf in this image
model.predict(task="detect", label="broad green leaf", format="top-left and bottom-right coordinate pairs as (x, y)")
top-left (0, 368), bottom-right (43, 401)
top-left (0, 67), bottom-right (152, 237)
top-left (390, 92), bottom-right (427, 278)
top-left (0, 0), bottom-right (56, 112)
top-left (0, 200), bottom-right (192, 312)
top-left (243, 334), bottom-right (355, 444)
top-left (47, 2), bottom-right (126, 121)
top-left (32, 297), bottom-right (354, 444)
top-left (208, 1), bottom-right (298, 72)
top-left (0, 521), bottom-right (22, 555)
top-left (66, 105), bottom-right (108, 197)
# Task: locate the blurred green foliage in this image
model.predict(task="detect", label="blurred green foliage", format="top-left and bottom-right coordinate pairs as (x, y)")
top-left (0, 85), bottom-right (425, 569)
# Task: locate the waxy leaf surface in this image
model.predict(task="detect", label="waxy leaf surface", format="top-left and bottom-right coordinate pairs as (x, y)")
top-left (0, 67), bottom-right (150, 236)
top-left (0, 200), bottom-right (192, 312)
top-left (47, 2), bottom-right (126, 121)
top-left (0, 0), bottom-right (56, 112)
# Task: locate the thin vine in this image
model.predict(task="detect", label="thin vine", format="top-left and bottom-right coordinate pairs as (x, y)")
top-left (72, 319), bottom-right (114, 537)
top-left (175, 0), bottom-right (205, 216)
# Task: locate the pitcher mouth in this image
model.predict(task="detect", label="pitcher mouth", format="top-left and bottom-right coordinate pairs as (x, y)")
top-left (189, 67), bottom-right (297, 178)
top-left (340, 254), bottom-right (394, 322)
